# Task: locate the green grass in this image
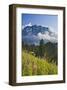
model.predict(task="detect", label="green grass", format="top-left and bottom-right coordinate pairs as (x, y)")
top-left (22, 50), bottom-right (58, 76)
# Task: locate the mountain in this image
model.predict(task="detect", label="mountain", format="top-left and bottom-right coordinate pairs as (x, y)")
top-left (22, 25), bottom-right (58, 45)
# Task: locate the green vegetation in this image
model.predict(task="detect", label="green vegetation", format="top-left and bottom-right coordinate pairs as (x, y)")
top-left (22, 39), bottom-right (58, 65)
top-left (22, 39), bottom-right (58, 76)
top-left (22, 50), bottom-right (58, 76)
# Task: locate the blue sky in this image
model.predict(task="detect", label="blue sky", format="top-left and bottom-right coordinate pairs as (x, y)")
top-left (22, 14), bottom-right (58, 32)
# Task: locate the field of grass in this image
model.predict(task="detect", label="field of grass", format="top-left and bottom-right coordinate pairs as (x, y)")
top-left (22, 50), bottom-right (58, 76)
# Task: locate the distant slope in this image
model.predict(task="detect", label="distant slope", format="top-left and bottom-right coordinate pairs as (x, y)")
top-left (22, 50), bottom-right (58, 76)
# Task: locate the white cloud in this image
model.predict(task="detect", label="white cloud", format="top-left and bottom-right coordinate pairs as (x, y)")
top-left (27, 22), bottom-right (32, 26)
top-left (49, 26), bottom-right (58, 35)
top-left (22, 24), bottom-right (58, 43)
top-left (22, 22), bottom-right (32, 29)
top-left (37, 29), bottom-right (58, 43)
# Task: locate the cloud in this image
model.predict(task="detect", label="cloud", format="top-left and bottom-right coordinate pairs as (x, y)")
top-left (22, 22), bottom-right (32, 29)
top-left (22, 24), bottom-right (58, 44)
top-left (37, 30), bottom-right (58, 43)
top-left (49, 26), bottom-right (58, 35)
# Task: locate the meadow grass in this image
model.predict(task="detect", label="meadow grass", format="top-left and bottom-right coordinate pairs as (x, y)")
top-left (22, 50), bottom-right (58, 76)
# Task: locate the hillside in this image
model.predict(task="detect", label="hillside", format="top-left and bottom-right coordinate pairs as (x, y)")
top-left (22, 41), bottom-right (58, 65)
top-left (22, 50), bottom-right (58, 76)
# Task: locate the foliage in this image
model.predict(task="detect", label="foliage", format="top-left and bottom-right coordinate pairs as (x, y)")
top-left (22, 40), bottom-right (58, 65)
top-left (22, 50), bottom-right (58, 76)
top-left (39, 39), bottom-right (44, 57)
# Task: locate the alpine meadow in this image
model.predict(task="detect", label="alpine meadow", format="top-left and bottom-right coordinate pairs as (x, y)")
top-left (22, 14), bottom-right (58, 76)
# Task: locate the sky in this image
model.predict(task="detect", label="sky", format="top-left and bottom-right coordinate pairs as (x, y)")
top-left (22, 13), bottom-right (58, 32)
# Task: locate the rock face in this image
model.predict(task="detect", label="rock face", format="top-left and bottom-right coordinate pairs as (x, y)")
top-left (22, 25), bottom-right (58, 45)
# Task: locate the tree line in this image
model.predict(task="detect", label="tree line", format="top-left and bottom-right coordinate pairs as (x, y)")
top-left (22, 39), bottom-right (58, 65)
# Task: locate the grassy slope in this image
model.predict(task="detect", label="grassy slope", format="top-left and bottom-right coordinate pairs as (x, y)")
top-left (22, 50), bottom-right (58, 76)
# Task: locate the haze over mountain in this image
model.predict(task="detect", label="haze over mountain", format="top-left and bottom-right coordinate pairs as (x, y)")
top-left (22, 23), bottom-right (58, 45)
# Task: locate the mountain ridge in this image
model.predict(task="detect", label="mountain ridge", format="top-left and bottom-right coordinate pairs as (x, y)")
top-left (22, 24), bottom-right (58, 45)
